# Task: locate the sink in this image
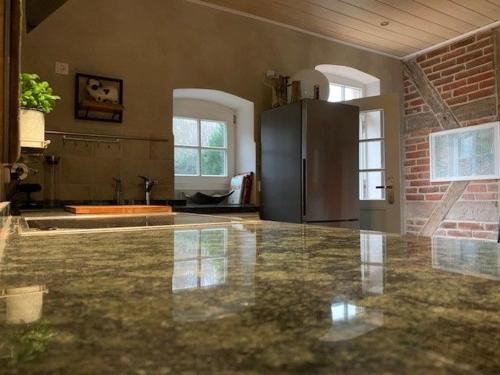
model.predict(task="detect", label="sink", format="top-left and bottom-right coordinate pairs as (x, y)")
top-left (20, 213), bottom-right (243, 235)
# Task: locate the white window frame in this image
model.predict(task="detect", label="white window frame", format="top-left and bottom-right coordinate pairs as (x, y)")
top-left (359, 109), bottom-right (385, 201)
top-left (328, 83), bottom-right (363, 102)
top-left (429, 122), bottom-right (500, 182)
top-left (172, 228), bottom-right (228, 292)
top-left (174, 116), bottom-right (229, 178)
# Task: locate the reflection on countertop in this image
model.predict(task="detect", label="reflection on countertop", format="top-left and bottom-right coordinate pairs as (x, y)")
top-left (0, 220), bottom-right (499, 374)
top-left (432, 236), bottom-right (500, 280)
top-left (320, 298), bottom-right (384, 342)
top-left (172, 227), bottom-right (255, 321)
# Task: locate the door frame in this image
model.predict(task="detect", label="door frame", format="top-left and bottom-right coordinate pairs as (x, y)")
top-left (345, 93), bottom-right (404, 234)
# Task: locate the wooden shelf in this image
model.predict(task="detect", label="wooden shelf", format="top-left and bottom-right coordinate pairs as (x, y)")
top-left (65, 205), bottom-right (172, 215)
top-left (78, 99), bottom-right (124, 114)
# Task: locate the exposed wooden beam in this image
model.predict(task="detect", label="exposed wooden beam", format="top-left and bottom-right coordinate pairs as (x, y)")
top-left (420, 181), bottom-right (469, 237)
top-left (402, 60), bottom-right (469, 237)
top-left (403, 61), bottom-right (464, 131)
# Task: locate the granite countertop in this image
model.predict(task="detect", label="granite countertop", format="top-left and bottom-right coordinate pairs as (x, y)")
top-left (174, 204), bottom-right (259, 214)
top-left (0, 219), bottom-right (499, 374)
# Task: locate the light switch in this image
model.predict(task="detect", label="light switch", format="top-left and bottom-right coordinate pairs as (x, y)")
top-left (55, 62), bottom-right (69, 75)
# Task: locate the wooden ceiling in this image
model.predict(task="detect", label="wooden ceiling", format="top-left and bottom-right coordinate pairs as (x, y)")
top-left (190, 0), bottom-right (500, 59)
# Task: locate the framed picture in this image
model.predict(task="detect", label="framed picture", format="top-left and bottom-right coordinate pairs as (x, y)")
top-left (74, 73), bottom-right (124, 123)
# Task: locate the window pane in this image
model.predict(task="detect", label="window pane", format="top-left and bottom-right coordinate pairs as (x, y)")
top-left (328, 84), bottom-right (343, 102)
top-left (175, 147), bottom-right (199, 176)
top-left (471, 128), bottom-right (495, 176)
top-left (201, 121), bottom-right (226, 148)
top-left (201, 258), bottom-right (226, 287)
top-left (173, 117), bottom-right (199, 146)
top-left (330, 302), bottom-right (363, 322)
top-left (174, 230), bottom-right (200, 260)
top-left (345, 86), bottom-right (362, 100)
top-left (331, 302), bottom-right (347, 322)
top-left (360, 233), bottom-right (385, 264)
top-left (201, 149), bottom-right (226, 176)
top-left (360, 110), bottom-right (383, 140)
top-left (359, 171), bottom-right (385, 200)
top-left (172, 260), bottom-right (198, 291)
top-left (201, 229), bottom-right (227, 257)
top-left (359, 140), bottom-right (384, 170)
top-left (432, 134), bottom-right (450, 179)
top-left (431, 125), bottom-right (497, 181)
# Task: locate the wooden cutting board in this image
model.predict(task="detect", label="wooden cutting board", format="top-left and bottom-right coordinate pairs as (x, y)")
top-left (65, 205), bottom-right (173, 215)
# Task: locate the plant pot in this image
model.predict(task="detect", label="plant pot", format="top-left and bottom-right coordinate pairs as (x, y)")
top-left (19, 108), bottom-right (50, 149)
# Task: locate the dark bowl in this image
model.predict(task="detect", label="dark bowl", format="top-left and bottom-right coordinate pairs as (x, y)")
top-left (185, 191), bottom-right (234, 205)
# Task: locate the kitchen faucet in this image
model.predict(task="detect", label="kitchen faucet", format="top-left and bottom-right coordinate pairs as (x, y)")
top-left (139, 175), bottom-right (157, 205)
top-left (113, 177), bottom-right (122, 205)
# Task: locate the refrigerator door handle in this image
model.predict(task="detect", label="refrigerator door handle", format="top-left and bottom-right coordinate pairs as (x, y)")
top-left (302, 158), bottom-right (307, 218)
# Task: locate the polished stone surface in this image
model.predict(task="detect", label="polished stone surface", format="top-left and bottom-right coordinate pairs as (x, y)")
top-left (0, 220), bottom-right (499, 374)
top-left (175, 203), bottom-right (259, 214)
top-left (23, 213), bottom-right (236, 232)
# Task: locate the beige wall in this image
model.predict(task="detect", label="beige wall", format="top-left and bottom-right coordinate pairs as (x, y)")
top-left (21, 0), bottom-right (403, 203)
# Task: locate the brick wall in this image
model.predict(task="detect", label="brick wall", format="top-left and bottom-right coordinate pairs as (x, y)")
top-left (403, 30), bottom-right (499, 241)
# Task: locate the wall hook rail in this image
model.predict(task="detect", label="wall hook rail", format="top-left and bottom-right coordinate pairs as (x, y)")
top-left (46, 130), bottom-right (169, 143)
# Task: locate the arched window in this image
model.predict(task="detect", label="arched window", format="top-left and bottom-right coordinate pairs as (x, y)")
top-left (172, 89), bottom-right (256, 202)
top-left (316, 65), bottom-right (380, 103)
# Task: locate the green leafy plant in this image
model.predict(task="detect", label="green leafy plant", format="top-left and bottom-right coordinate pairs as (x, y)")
top-left (20, 73), bottom-right (60, 114)
top-left (0, 323), bottom-right (56, 366)
top-left (11, 325), bottom-right (55, 364)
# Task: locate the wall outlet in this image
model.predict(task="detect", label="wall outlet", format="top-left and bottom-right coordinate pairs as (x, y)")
top-left (55, 62), bottom-right (69, 75)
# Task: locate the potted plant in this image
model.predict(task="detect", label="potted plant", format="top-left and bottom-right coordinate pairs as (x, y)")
top-left (19, 73), bottom-right (60, 148)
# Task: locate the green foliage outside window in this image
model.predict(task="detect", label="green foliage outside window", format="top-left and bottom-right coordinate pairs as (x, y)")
top-left (174, 119), bottom-right (227, 176)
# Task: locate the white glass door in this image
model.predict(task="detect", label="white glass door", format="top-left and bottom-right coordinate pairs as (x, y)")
top-left (346, 94), bottom-right (402, 233)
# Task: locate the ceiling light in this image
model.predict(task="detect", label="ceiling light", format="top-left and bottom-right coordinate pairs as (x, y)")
top-left (380, 21), bottom-right (389, 26)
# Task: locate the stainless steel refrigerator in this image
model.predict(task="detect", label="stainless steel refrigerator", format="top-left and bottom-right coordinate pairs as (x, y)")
top-left (261, 99), bottom-right (359, 227)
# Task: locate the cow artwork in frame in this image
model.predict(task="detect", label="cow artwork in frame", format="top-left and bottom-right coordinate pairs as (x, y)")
top-left (74, 73), bottom-right (124, 123)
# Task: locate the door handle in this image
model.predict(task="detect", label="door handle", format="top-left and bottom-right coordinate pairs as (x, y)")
top-left (375, 177), bottom-right (395, 204)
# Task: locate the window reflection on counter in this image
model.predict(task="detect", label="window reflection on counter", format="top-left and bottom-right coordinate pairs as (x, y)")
top-left (360, 232), bottom-right (386, 295)
top-left (319, 233), bottom-right (387, 343)
top-left (171, 225), bottom-right (256, 322)
top-left (322, 298), bottom-right (384, 343)
top-left (172, 228), bottom-right (228, 291)
top-left (432, 236), bottom-right (500, 280)
top-left (331, 301), bottom-right (364, 322)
